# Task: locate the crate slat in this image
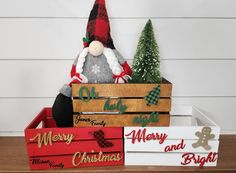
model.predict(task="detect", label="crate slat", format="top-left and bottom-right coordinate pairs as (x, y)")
top-left (124, 127), bottom-right (220, 140)
top-left (125, 152), bottom-right (218, 166)
top-left (25, 127), bottom-right (123, 144)
top-left (73, 99), bottom-right (171, 113)
top-left (73, 114), bottom-right (170, 127)
top-left (29, 152), bottom-right (124, 170)
top-left (125, 139), bottom-right (219, 153)
top-left (72, 82), bottom-right (172, 98)
top-left (27, 139), bottom-right (123, 157)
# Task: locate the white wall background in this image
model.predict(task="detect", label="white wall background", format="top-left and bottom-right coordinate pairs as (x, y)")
top-left (0, 0), bottom-right (236, 135)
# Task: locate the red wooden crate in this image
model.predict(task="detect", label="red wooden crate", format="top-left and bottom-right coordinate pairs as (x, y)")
top-left (24, 108), bottom-right (124, 170)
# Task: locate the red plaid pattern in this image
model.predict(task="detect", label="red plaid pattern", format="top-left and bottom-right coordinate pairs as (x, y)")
top-left (93, 130), bottom-right (114, 148)
top-left (85, 0), bottom-right (115, 49)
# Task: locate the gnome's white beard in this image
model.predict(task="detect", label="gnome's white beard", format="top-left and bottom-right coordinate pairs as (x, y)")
top-left (76, 47), bottom-right (125, 83)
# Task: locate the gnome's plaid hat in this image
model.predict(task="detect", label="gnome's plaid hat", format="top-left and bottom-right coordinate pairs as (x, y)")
top-left (84, 0), bottom-right (115, 49)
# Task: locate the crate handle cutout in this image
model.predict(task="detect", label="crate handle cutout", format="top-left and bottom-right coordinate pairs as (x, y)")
top-left (25, 108), bottom-right (52, 129)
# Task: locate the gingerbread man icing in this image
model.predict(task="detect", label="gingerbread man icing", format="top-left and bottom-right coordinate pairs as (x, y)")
top-left (192, 127), bottom-right (215, 151)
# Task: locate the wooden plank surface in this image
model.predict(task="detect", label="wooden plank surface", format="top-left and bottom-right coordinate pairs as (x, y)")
top-left (1, 60), bottom-right (236, 98)
top-left (73, 99), bottom-right (171, 113)
top-left (125, 153), bottom-right (218, 166)
top-left (1, 0), bottom-right (236, 18)
top-left (72, 83), bottom-right (172, 98)
top-left (28, 153), bottom-right (124, 170)
top-left (125, 139), bottom-right (219, 153)
top-left (73, 114), bottom-right (170, 127)
top-left (27, 139), bottom-right (123, 157)
top-left (0, 135), bottom-right (235, 172)
top-left (124, 127), bottom-right (220, 140)
top-left (1, 20), bottom-right (236, 60)
top-left (25, 127), bottom-right (123, 144)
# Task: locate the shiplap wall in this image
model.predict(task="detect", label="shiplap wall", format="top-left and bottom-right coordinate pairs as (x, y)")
top-left (0, 0), bottom-right (236, 135)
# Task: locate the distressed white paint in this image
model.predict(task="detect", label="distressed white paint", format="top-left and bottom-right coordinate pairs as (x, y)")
top-left (125, 139), bottom-right (219, 153)
top-left (124, 107), bottom-right (220, 166)
top-left (124, 107), bottom-right (220, 140)
top-left (1, 19), bottom-right (236, 60)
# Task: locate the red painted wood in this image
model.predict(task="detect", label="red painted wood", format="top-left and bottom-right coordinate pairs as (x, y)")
top-left (25, 108), bottom-right (123, 144)
top-left (25, 108), bottom-right (50, 129)
top-left (27, 139), bottom-right (123, 157)
top-left (24, 108), bottom-right (124, 170)
top-left (45, 118), bottom-right (57, 128)
top-left (28, 152), bottom-right (124, 170)
top-left (25, 127), bottom-right (123, 144)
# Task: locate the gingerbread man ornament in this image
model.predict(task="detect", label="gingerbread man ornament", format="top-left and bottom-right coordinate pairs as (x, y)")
top-left (192, 127), bottom-right (215, 151)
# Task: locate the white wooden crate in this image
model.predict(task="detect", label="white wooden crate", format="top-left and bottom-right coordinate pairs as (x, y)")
top-left (124, 106), bottom-right (220, 167)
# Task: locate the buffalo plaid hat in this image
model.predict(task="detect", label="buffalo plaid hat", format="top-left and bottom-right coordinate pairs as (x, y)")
top-left (84, 0), bottom-right (115, 49)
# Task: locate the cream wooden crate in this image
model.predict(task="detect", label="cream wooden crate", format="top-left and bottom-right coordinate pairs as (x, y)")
top-left (124, 106), bottom-right (220, 167)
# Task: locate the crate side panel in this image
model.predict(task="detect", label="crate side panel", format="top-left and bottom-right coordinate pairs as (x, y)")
top-left (26, 127), bottom-right (123, 143)
top-left (124, 127), bottom-right (220, 140)
top-left (27, 139), bottom-right (123, 157)
top-left (25, 108), bottom-right (51, 130)
top-left (73, 99), bottom-right (171, 113)
top-left (192, 107), bottom-right (220, 127)
top-left (72, 83), bottom-right (172, 98)
top-left (29, 152), bottom-right (124, 170)
top-left (45, 117), bottom-right (57, 128)
top-left (125, 152), bottom-right (218, 166)
top-left (125, 139), bottom-right (219, 153)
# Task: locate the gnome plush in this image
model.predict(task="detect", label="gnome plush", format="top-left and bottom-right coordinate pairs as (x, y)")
top-left (71, 0), bottom-right (132, 84)
top-left (52, 0), bottom-right (132, 127)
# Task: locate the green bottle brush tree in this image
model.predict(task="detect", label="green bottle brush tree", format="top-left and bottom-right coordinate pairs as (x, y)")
top-left (130, 19), bottom-right (162, 83)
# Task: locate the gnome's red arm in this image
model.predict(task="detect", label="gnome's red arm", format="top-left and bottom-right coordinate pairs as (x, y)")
top-left (121, 61), bottom-right (132, 76)
top-left (113, 61), bottom-right (132, 83)
top-left (70, 64), bottom-right (76, 78)
top-left (69, 64), bottom-right (82, 84)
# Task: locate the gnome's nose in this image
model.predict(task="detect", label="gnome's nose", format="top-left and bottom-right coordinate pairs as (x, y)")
top-left (88, 40), bottom-right (104, 57)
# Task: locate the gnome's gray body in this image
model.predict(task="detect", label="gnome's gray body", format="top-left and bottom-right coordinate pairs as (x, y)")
top-left (81, 50), bottom-right (125, 83)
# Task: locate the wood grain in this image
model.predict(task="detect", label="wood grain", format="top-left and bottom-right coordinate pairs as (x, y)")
top-left (28, 153), bottom-right (124, 170)
top-left (125, 139), bottom-right (219, 153)
top-left (72, 82), bottom-right (172, 98)
top-left (73, 114), bottom-right (170, 127)
top-left (0, 135), bottom-right (235, 172)
top-left (124, 126), bottom-right (220, 140)
top-left (73, 99), bottom-right (171, 113)
top-left (27, 139), bottom-right (123, 157)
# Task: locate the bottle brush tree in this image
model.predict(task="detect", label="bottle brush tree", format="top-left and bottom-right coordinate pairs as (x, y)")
top-left (131, 19), bottom-right (162, 83)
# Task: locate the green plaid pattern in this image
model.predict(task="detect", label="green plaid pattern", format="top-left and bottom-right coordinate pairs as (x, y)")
top-left (144, 85), bottom-right (161, 106)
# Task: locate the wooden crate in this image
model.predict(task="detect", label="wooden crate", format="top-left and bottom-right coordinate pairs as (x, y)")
top-left (72, 78), bottom-right (172, 127)
top-left (124, 106), bottom-right (220, 167)
top-left (24, 106), bottom-right (220, 170)
top-left (24, 108), bottom-right (124, 170)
